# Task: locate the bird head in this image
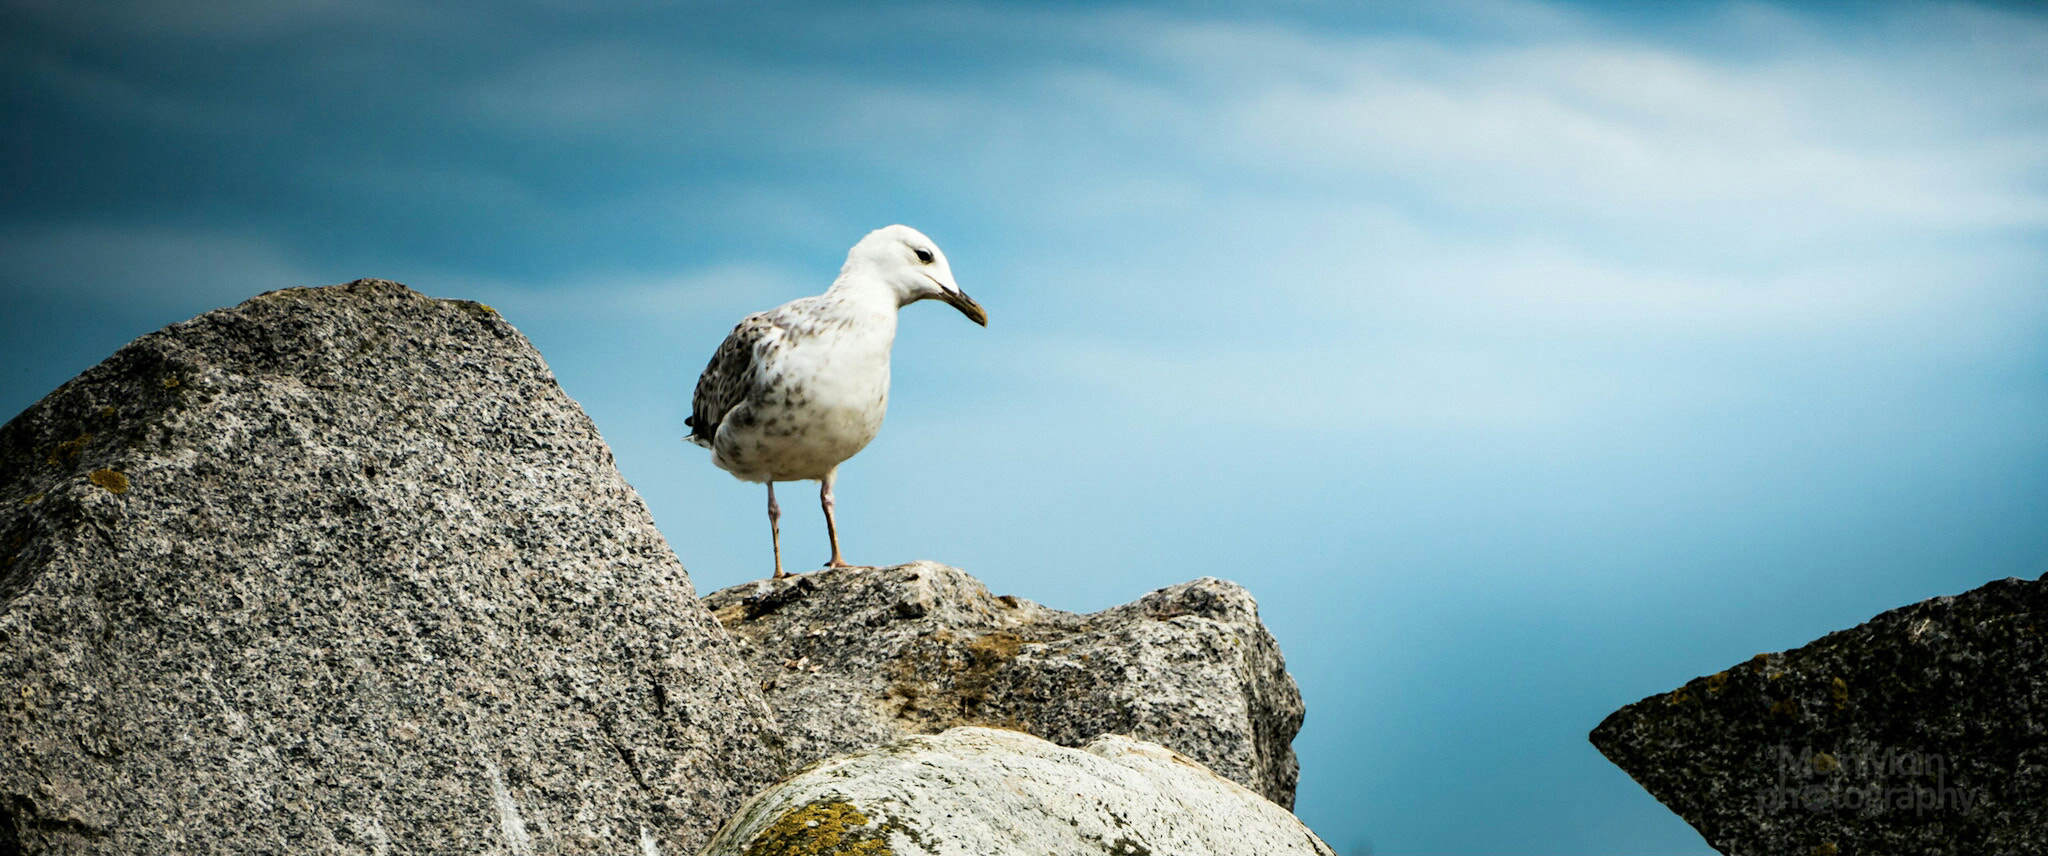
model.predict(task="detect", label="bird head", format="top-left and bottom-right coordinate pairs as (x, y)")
top-left (848, 224), bottom-right (988, 326)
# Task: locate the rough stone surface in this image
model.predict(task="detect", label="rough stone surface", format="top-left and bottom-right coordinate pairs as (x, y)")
top-left (1591, 573), bottom-right (2048, 856)
top-left (703, 562), bottom-right (1305, 807)
top-left (0, 280), bottom-right (785, 854)
top-left (702, 725), bottom-right (1334, 856)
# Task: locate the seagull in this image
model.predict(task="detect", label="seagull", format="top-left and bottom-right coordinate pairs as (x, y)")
top-left (687, 225), bottom-right (988, 578)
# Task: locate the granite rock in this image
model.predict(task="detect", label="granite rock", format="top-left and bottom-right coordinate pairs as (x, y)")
top-left (0, 280), bottom-right (785, 854)
top-left (703, 562), bottom-right (1304, 807)
top-left (1590, 573), bottom-right (2048, 855)
top-left (701, 725), bottom-right (1334, 855)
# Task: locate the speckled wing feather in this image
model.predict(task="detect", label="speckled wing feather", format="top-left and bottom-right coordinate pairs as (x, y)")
top-left (687, 313), bottom-right (779, 448)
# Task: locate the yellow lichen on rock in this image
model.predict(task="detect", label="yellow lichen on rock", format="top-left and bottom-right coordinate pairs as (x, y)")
top-left (88, 468), bottom-right (129, 494)
top-left (742, 801), bottom-right (891, 856)
top-left (46, 432), bottom-right (91, 466)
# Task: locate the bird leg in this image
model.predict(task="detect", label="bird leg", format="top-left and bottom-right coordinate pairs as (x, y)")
top-left (767, 481), bottom-right (786, 579)
top-left (821, 474), bottom-right (852, 568)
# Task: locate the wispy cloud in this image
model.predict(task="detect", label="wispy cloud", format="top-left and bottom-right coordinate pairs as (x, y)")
top-left (1015, 337), bottom-right (1593, 434)
top-left (448, 4), bottom-right (2045, 313)
top-left (0, 224), bottom-right (324, 311)
top-left (405, 0), bottom-right (2048, 441)
top-left (476, 262), bottom-right (814, 324)
top-left (1116, 10), bottom-right (2048, 238)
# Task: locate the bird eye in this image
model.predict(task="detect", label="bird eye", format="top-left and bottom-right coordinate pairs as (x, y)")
top-left (914, 248), bottom-right (934, 264)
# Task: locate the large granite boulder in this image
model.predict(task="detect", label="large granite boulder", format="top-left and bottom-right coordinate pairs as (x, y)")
top-left (701, 725), bottom-right (1333, 855)
top-left (1591, 573), bottom-right (2048, 855)
top-left (703, 562), bottom-right (1305, 807)
top-left (0, 280), bottom-right (785, 854)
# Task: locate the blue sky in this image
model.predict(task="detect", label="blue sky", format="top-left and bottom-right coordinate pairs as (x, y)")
top-left (5, 1), bottom-right (2046, 852)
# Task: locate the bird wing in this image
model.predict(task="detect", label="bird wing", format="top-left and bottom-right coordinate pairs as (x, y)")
top-left (688, 311), bottom-right (782, 448)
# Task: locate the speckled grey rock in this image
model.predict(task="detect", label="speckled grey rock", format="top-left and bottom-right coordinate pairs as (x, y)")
top-left (1591, 574), bottom-right (2048, 856)
top-left (703, 562), bottom-right (1305, 808)
top-left (0, 280), bottom-right (785, 854)
top-left (701, 725), bottom-right (1334, 856)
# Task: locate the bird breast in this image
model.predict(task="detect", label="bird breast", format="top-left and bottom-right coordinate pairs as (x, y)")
top-left (714, 316), bottom-right (895, 482)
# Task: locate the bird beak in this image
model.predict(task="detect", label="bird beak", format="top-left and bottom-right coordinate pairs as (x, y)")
top-left (941, 288), bottom-right (988, 327)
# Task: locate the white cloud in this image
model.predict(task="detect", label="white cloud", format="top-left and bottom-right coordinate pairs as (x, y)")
top-left (1122, 15), bottom-right (2048, 240)
top-left (949, 5), bottom-right (2048, 387)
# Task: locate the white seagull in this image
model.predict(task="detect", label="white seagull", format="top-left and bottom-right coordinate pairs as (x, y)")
top-left (687, 225), bottom-right (988, 578)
